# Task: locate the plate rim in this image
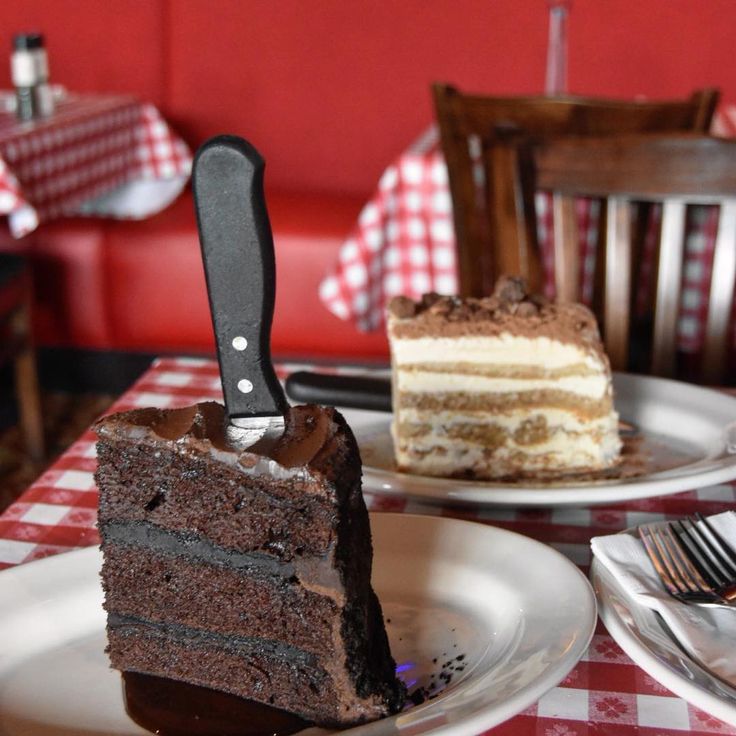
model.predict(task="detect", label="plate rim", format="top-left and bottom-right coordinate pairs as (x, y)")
top-left (591, 556), bottom-right (736, 727)
top-left (0, 513), bottom-right (597, 736)
top-left (351, 373), bottom-right (736, 507)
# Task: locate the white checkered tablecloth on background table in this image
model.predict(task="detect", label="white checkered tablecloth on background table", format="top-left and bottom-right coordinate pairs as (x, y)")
top-left (0, 93), bottom-right (192, 237)
top-left (2, 357), bottom-right (736, 735)
top-left (320, 108), bottom-right (736, 354)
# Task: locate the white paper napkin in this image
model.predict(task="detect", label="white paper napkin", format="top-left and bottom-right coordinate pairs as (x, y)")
top-left (591, 511), bottom-right (736, 686)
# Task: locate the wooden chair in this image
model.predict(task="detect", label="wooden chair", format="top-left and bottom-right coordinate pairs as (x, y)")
top-left (0, 254), bottom-right (44, 462)
top-left (432, 82), bottom-right (720, 298)
top-left (527, 133), bottom-right (736, 384)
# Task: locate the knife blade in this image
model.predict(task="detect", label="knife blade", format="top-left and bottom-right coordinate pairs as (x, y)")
top-left (285, 371), bottom-right (391, 412)
top-left (193, 135), bottom-right (288, 448)
top-left (284, 372), bottom-right (639, 437)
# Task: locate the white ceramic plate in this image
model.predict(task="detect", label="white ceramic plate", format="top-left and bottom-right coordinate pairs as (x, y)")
top-left (348, 373), bottom-right (736, 506)
top-left (592, 557), bottom-right (736, 727)
top-left (0, 513), bottom-right (595, 736)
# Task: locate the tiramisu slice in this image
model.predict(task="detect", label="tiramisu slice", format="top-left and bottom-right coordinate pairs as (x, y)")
top-left (387, 276), bottom-right (621, 480)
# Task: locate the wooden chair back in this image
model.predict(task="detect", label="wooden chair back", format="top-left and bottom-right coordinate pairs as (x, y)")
top-left (529, 134), bottom-right (736, 384)
top-left (432, 82), bottom-right (720, 298)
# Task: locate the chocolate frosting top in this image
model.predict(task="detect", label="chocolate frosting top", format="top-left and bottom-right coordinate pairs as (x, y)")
top-left (387, 275), bottom-right (605, 357)
top-left (94, 402), bottom-right (348, 482)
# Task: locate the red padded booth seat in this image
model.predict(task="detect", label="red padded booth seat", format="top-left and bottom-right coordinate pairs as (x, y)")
top-left (11, 191), bottom-right (389, 360)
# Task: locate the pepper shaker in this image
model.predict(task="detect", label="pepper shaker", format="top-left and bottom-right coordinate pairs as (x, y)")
top-left (32, 33), bottom-right (54, 117)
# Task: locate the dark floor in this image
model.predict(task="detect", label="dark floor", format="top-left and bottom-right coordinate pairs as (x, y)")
top-left (0, 347), bottom-right (159, 513)
top-left (0, 391), bottom-right (116, 513)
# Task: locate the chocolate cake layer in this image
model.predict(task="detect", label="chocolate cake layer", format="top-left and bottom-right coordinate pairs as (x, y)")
top-left (107, 617), bottom-right (336, 719)
top-left (106, 588), bottom-right (400, 727)
top-left (102, 542), bottom-right (339, 657)
top-left (96, 403), bottom-right (358, 559)
top-left (95, 402), bottom-right (405, 727)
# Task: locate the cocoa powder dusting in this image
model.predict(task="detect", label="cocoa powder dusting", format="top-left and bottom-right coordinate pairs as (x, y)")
top-left (387, 276), bottom-right (605, 362)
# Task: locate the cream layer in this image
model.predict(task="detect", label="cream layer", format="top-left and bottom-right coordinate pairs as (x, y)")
top-left (399, 362), bottom-right (598, 379)
top-left (390, 335), bottom-right (605, 371)
top-left (395, 429), bottom-right (620, 462)
top-left (396, 371), bottom-right (610, 400)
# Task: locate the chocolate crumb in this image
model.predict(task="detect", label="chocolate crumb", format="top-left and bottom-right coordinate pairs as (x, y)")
top-left (389, 295), bottom-right (417, 319)
top-left (420, 292), bottom-right (445, 309)
top-left (516, 301), bottom-right (538, 318)
top-left (408, 688), bottom-right (428, 706)
top-left (405, 650), bottom-right (469, 709)
top-left (493, 275), bottom-right (526, 303)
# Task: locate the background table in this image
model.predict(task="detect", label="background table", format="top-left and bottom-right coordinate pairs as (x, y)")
top-left (1, 357), bottom-right (735, 735)
top-left (320, 108), bottom-right (736, 355)
top-left (0, 93), bottom-right (192, 238)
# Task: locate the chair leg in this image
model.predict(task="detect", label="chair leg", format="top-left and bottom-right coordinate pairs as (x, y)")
top-left (14, 348), bottom-right (44, 462)
top-left (11, 305), bottom-right (44, 463)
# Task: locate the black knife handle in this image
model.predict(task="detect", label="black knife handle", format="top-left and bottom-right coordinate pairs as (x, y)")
top-left (285, 371), bottom-right (392, 412)
top-left (193, 135), bottom-right (287, 419)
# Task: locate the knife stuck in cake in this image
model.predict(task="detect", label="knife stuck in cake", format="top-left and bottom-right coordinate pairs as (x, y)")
top-left (94, 135), bottom-right (405, 734)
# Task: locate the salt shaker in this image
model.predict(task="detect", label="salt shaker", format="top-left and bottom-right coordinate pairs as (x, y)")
top-left (11, 33), bottom-right (39, 121)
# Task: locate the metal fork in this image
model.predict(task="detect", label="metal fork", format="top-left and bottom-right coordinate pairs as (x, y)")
top-left (639, 513), bottom-right (736, 609)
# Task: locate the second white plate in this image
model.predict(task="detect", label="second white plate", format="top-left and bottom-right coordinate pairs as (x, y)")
top-left (348, 373), bottom-right (736, 506)
top-left (0, 513), bottom-right (596, 736)
top-left (592, 558), bottom-right (736, 727)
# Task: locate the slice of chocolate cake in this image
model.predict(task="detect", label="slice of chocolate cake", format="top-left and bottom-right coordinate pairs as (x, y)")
top-left (95, 401), bottom-right (405, 728)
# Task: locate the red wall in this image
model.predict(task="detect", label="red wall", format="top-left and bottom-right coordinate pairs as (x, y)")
top-left (2, 0), bottom-right (735, 197)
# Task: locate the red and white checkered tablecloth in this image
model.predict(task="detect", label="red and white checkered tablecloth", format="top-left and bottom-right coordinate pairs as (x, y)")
top-left (0, 93), bottom-right (192, 237)
top-left (1, 357), bottom-right (736, 735)
top-left (320, 108), bottom-right (736, 354)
